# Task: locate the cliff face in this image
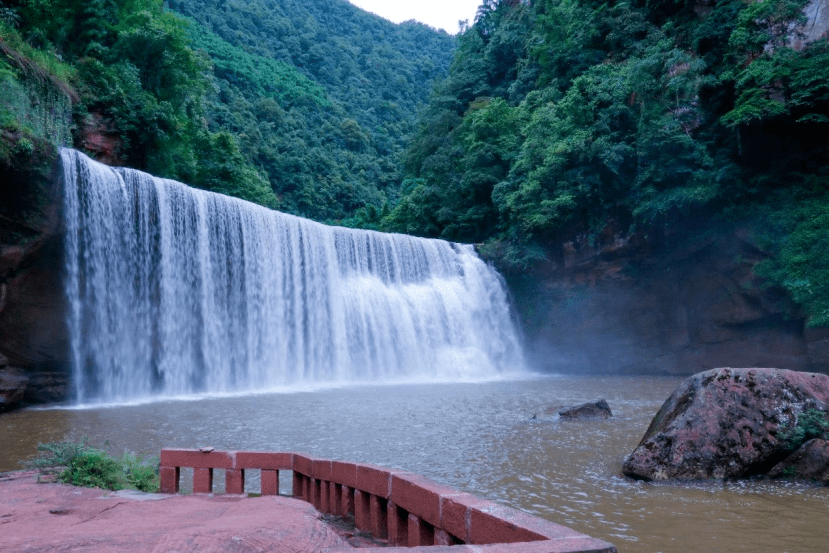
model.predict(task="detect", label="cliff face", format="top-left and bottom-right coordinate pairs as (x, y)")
top-left (0, 134), bottom-right (69, 411)
top-left (790, 0), bottom-right (829, 50)
top-left (508, 224), bottom-right (828, 376)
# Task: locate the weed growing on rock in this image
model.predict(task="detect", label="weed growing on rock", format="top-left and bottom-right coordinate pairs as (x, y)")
top-left (778, 408), bottom-right (829, 450)
top-left (24, 439), bottom-right (159, 492)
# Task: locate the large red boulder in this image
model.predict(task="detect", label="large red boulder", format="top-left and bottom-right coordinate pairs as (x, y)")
top-left (622, 368), bottom-right (829, 480)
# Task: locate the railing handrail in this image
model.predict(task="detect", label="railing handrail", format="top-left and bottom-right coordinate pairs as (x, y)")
top-left (159, 449), bottom-right (617, 553)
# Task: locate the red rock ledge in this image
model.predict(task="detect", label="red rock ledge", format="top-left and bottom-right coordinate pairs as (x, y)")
top-left (0, 469), bottom-right (349, 552)
top-left (159, 449), bottom-right (617, 553)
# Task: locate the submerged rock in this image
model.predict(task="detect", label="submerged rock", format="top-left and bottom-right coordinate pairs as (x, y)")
top-left (558, 399), bottom-right (613, 420)
top-left (768, 439), bottom-right (829, 484)
top-left (622, 368), bottom-right (829, 481)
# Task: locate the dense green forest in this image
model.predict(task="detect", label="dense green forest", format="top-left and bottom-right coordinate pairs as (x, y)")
top-left (384, 0), bottom-right (829, 326)
top-left (168, 0), bottom-right (454, 221)
top-left (0, 0), bottom-right (454, 220)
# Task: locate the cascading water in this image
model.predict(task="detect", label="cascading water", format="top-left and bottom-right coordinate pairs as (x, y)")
top-left (61, 149), bottom-right (525, 403)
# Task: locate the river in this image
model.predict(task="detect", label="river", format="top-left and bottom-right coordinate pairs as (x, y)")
top-left (1, 375), bottom-right (827, 553)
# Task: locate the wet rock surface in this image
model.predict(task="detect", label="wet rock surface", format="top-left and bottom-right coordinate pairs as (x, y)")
top-left (79, 112), bottom-right (124, 166)
top-left (622, 368), bottom-right (829, 481)
top-left (557, 399), bottom-right (613, 420)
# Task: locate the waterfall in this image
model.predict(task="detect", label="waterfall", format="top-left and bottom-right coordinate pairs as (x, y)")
top-left (61, 149), bottom-right (525, 403)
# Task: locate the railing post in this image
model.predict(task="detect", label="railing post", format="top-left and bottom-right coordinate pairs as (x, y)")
top-left (194, 468), bottom-right (213, 493)
top-left (435, 528), bottom-right (454, 545)
top-left (320, 479), bottom-right (330, 513)
top-left (354, 489), bottom-right (370, 532)
top-left (408, 513), bottom-right (433, 547)
top-left (341, 485), bottom-right (355, 517)
top-left (387, 502), bottom-right (407, 546)
top-left (159, 466), bottom-right (179, 494)
top-left (261, 469), bottom-right (279, 495)
top-left (332, 483), bottom-right (342, 516)
top-left (226, 469), bottom-right (245, 494)
top-left (292, 471), bottom-right (304, 500)
top-left (370, 494), bottom-right (388, 538)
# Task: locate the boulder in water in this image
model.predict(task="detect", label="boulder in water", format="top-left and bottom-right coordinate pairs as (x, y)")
top-left (622, 367), bottom-right (829, 480)
top-left (768, 439), bottom-right (829, 483)
top-left (557, 399), bottom-right (613, 420)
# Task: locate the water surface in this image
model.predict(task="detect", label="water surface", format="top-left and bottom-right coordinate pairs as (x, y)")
top-left (2, 375), bottom-right (826, 553)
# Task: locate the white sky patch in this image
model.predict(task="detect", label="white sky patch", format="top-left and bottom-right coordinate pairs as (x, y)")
top-left (348, 0), bottom-right (482, 34)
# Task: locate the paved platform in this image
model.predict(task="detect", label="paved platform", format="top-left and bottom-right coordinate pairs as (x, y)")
top-left (0, 470), bottom-right (355, 552)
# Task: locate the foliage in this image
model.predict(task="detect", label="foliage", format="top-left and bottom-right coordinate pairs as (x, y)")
top-left (167, 0), bottom-right (455, 221)
top-left (386, 0), bottom-right (829, 326)
top-left (186, 23), bottom-right (328, 109)
top-left (777, 408), bottom-right (829, 450)
top-left (24, 439), bottom-right (159, 492)
top-left (754, 186), bottom-right (829, 327)
top-left (2, 0), bottom-right (454, 220)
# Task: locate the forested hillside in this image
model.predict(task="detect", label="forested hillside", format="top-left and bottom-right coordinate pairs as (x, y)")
top-left (385, 0), bottom-right (829, 325)
top-left (2, 0), bottom-right (277, 206)
top-left (168, 0), bottom-right (454, 221)
top-left (0, 0), bottom-right (454, 221)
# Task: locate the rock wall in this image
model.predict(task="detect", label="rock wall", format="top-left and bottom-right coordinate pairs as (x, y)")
top-left (0, 134), bottom-right (70, 410)
top-left (791, 0), bottom-right (829, 50)
top-left (507, 223), bottom-right (827, 376)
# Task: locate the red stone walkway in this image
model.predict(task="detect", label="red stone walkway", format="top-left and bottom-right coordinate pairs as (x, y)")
top-left (0, 470), bottom-right (353, 552)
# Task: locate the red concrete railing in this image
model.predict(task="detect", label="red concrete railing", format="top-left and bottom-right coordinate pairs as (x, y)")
top-left (159, 449), bottom-right (617, 553)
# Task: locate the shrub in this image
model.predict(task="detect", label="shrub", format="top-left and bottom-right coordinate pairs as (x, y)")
top-left (24, 439), bottom-right (159, 492)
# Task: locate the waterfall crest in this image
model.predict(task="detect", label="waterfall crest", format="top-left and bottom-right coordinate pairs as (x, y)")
top-left (61, 149), bottom-right (524, 402)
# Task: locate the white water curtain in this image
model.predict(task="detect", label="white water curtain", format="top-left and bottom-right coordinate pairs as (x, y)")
top-left (62, 149), bottom-right (524, 403)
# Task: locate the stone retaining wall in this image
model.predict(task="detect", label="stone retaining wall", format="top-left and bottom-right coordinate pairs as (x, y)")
top-left (160, 449), bottom-right (616, 553)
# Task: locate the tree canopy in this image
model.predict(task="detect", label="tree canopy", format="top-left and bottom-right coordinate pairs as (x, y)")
top-left (1, 0), bottom-right (455, 219)
top-left (384, 0), bottom-right (829, 324)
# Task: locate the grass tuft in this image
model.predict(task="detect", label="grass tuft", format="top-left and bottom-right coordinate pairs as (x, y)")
top-left (23, 439), bottom-right (159, 492)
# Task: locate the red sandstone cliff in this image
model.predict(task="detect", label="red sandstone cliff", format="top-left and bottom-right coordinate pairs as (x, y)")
top-left (505, 222), bottom-right (829, 376)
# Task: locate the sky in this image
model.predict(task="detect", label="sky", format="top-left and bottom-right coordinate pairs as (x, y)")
top-left (347, 0), bottom-right (482, 34)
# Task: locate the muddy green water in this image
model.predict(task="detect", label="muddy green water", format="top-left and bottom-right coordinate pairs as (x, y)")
top-left (1, 375), bottom-right (827, 553)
